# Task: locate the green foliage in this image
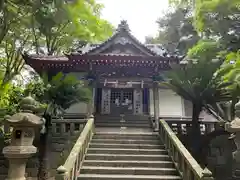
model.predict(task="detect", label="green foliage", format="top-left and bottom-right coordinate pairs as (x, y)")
top-left (25, 72), bottom-right (91, 117)
top-left (170, 0), bottom-right (240, 51)
top-left (187, 40), bottom-right (223, 60)
top-left (146, 6), bottom-right (199, 55)
top-left (163, 40), bottom-right (232, 121)
top-left (0, 0), bottom-right (112, 109)
top-left (194, 0), bottom-right (240, 32)
top-left (224, 51), bottom-right (240, 82)
top-left (0, 0), bottom-right (33, 44)
top-left (163, 58), bottom-right (230, 104)
top-left (0, 84), bottom-right (24, 114)
top-left (32, 0), bottom-right (113, 55)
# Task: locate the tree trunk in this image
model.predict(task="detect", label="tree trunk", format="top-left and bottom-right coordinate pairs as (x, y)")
top-left (191, 103), bottom-right (202, 159)
top-left (37, 114), bottom-right (51, 180)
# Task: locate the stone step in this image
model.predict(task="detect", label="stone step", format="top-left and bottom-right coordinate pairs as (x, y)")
top-left (95, 119), bottom-right (150, 123)
top-left (78, 174), bottom-right (182, 180)
top-left (95, 123), bottom-right (151, 128)
top-left (80, 166), bottom-right (178, 176)
top-left (78, 127), bottom-right (181, 180)
top-left (95, 115), bottom-right (149, 120)
top-left (87, 148), bottom-right (168, 155)
top-left (83, 160), bottom-right (175, 168)
top-left (89, 143), bottom-right (164, 149)
top-left (93, 134), bottom-right (159, 140)
top-left (85, 154), bottom-right (171, 161)
top-left (91, 139), bottom-right (161, 145)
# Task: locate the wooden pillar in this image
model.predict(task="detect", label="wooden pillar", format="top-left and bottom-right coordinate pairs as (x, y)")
top-left (101, 88), bottom-right (111, 114)
top-left (149, 88), bottom-right (154, 116)
top-left (133, 89), bottom-right (143, 115)
top-left (153, 85), bottom-right (159, 131)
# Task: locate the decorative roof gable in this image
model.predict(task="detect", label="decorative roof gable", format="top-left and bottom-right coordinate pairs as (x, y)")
top-left (81, 20), bottom-right (158, 56)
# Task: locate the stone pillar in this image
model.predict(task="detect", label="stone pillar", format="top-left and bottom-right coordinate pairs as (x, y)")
top-left (225, 100), bottom-right (240, 178)
top-left (3, 96), bottom-right (43, 180)
top-left (153, 84), bottom-right (159, 131)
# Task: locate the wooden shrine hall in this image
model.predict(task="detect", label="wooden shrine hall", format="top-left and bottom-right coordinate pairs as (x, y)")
top-left (23, 21), bottom-right (187, 121)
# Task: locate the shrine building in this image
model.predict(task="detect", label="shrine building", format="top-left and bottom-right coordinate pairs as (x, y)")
top-left (23, 21), bottom-right (214, 122)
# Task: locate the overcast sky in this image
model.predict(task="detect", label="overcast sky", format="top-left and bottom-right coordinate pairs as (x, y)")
top-left (97, 0), bottom-right (169, 42)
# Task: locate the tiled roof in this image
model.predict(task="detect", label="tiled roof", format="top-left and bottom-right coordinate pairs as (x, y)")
top-left (23, 53), bottom-right (69, 62)
top-left (78, 20), bottom-right (159, 56)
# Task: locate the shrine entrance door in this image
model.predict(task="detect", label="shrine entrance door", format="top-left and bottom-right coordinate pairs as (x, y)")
top-left (110, 88), bottom-right (133, 115)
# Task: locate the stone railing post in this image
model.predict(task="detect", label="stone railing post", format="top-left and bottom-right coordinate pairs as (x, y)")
top-left (225, 100), bottom-right (240, 178)
top-left (2, 96), bottom-right (43, 180)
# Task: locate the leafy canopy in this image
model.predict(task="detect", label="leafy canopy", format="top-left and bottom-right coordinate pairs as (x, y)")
top-left (25, 72), bottom-right (92, 117)
top-left (163, 40), bottom-right (232, 120)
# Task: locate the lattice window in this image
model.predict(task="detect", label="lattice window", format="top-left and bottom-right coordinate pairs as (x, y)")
top-left (123, 91), bottom-right (133, 102)
top-left (110, 91), bottom-right (121, 103)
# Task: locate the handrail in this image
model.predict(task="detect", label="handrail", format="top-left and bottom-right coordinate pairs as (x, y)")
top-left (159, 116), bottom-right (218, 135)
top-left (159, 119), bottom-right (214, 180)
top-left (55, 116), bottom-right (95, 180)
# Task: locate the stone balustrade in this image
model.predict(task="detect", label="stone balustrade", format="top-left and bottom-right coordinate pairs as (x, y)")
top-left (51, 118), bottom-right (87, 136)
top-left (159, 119), bottom-right (214, 180)
top-left (55, 116), bottom-right (94, 180)
top-left (1, 116), bottom-right (88, 136)
top-left (150, 116), bottom-right (218, 135)
top-left (164, 118), bottom-right (218, 136)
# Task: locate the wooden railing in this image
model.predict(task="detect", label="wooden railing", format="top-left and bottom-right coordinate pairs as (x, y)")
top-left (159, 119), bottom-right (214, 180)
top-left (55, 116), bottom-right (95, 180)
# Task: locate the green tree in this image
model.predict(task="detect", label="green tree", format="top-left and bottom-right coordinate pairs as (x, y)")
top-left (25, 72), bottom-right (91, 180)
top-left (0, 0), bottom-right (35, 90)
top-left (162, 40), bottom-right (231, 156)
top-left (0, 0), bottom-right (33, 45)
top-left (145, 7), bottom-right (199, 55)
top-left (170, 0), bottom-right (240, 51)
top-left (31, 0), bottom-right (113, 55)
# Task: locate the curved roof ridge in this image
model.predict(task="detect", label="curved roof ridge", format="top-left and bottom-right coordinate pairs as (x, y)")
top-left (80, 20), bottom-right (159, 56)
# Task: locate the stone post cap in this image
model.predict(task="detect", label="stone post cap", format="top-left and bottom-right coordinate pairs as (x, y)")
top-left (57, 165), bottom-right (67, 174)
top-left (202, 168), bottom-right (212, 176)
top-left (201, 168), bottom-right (214, 180)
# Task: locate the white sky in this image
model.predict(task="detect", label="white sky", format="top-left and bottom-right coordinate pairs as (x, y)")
top-left (97, 0), bottom-right (169, 42)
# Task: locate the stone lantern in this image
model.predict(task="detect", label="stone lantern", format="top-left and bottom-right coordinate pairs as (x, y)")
top-left (225, 100), bottom-right (240, 178)
top-left (2, 96), bottom-right (43, 180)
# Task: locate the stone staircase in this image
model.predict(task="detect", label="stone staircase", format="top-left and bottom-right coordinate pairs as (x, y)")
top-left (95, 115), bottom-right (151, 128)
top-left (78, 131), bottom-right (182, 180)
